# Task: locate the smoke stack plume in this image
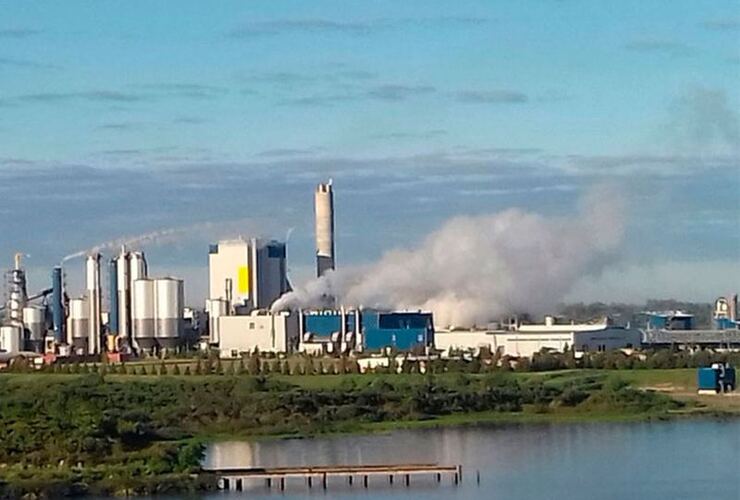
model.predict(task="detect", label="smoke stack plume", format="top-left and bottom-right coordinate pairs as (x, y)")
top-left (273, 186), bottom-right (626, 328)
top-left (315, 180), bottom-right (335, 277)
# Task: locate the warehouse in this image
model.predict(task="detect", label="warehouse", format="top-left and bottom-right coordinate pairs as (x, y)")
top-left (435, 316), bottom-right (641, 358)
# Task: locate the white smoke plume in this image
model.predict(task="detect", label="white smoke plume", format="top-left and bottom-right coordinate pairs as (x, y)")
top-left (60, 225), bottom-right (208, 263)
top-left (272, 186), bottom-right (626, 328)
top-left (59, 219), bottom-right (259, 263)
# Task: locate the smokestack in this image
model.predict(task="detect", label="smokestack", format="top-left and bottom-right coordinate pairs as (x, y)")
top-left (51, 266), bottom-right (65, 343)
top-left (315, 180), bottom-right (335, 277)
top-left (86, 253), bottom-right (102, 354)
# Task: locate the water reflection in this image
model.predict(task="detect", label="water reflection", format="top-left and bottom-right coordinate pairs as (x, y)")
top-left (203, 420), bottom-right (740, 500)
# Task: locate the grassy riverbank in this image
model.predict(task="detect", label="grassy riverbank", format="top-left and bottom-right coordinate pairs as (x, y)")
top-left (0, 369), bottom-right (737, 498)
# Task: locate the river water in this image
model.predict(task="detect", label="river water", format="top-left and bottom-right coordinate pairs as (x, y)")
top-left (202, 420), bottom-right (740, 500)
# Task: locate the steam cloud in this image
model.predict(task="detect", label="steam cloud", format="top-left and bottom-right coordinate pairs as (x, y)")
top-left (273, 186), bottom-right (626, 328)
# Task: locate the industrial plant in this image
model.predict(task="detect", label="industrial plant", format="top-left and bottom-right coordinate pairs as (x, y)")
top-left (0, 180), bottom-right (738, 366)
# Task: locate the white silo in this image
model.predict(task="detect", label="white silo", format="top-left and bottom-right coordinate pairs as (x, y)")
top-left (132, 278), bottom-right (156, 351)
top-left (315, 181), bottom-right (335, 277)
top-left (155, 278), bottom-right (184, 350)
top-left (68, 297), bottom-right (89, 352)
top-left (116, 249), bottom-right (130, 339)
top-left (0, 325), bottom-right (22, 353)
top-left (86, 254), bottom-right (102, 354)
top-left (22, 306), bottom-right (45, 352)
top-left (127, 252), bottom-right (148, 338)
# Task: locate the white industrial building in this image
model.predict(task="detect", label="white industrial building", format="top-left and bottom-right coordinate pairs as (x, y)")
top-left (435, 316), bottom-right (641, 358)
top-left (206, 237), bottom-right (292, 356)
top-left (208, 238), bottom-right (289, 313)
top-left (216, 310), bottom-right (299, 358)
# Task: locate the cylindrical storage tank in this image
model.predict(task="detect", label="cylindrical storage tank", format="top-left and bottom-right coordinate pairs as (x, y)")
top-left (155, 278), bottom-right (184, 349)
top-left (0, 325), bottom-right (22, 353)
top-left (206, 298), bottom-right (228, 344)
top-left (108, 258), bottom-right (119, 336)
top-left (132, 278), bottom-right (156, 350)
top-left (69, 298), bottom-right (89, 351)
top-left (51, 266), bottom-right (65, 343)
top-left (23, 306), bottom-right (45, 352)
top-left (116, 252), bottom-right (130, 339)
top-left (86, 254), bottom-right (102, 355)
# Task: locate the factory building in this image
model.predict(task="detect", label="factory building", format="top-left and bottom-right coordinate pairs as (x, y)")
top-left (298, 309), bottom-right (434, 354)
top-left (644, 311), bottom-right (695, 331)
top-left (435, 316), bottom-right (641, 358)
top-left (362, 311), bottom-right (434, 352)
top-left (300, 309), bottom-right (360, 354)
top-left (208, 238), bottom-right (289, 313)
top-left (206, 237), bottom-right (291, 353)
top-left (217, 310), bottom-right (299, 358)
top-left (641, 294), bottom-right (740, 348)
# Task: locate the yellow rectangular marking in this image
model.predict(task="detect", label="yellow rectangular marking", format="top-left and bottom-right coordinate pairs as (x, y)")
top-left (237, 266), bottom-right (250, 294)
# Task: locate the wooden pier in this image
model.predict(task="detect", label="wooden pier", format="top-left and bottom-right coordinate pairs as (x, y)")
top-left (212, 463), bottom-right (463, 492)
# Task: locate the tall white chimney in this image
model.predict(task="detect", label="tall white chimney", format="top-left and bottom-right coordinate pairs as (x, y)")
top-left (315, 180), bottom-right (335, 277)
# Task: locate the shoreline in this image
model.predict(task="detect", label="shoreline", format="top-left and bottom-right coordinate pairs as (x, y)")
top-left (197, 402), bottom-right (740, 444)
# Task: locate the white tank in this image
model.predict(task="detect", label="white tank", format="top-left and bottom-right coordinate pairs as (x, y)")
top-left (206, 298), bottom-right (228, 344)
top-left (22, 306), bottom-right (45, 351)
top-left (132, 278), bottom-right (156, 350)
top-left (86, 254), bottom-right (101, 354)
top-left (69, 297), bottom-right (89, 350)
top-left (155, 278), bottom-right (183, 349)
top-left (0, 325), bottom-right (22, 353)
top-left (116, 251), bottom-right (130, 338)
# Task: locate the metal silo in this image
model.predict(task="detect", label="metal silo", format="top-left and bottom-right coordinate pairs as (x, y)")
top-left (22, 306), bottom-right (45, 352)
top-left (155, 278), bottom-right (183, 350)
top-left (116, 249), bottom-right (130, 340)
top-left (86, 254), bottom-right (102, 355)
top-left (132, 278), bottom-right (156, 351)
top-left (0, 325), bottom-right (22, 353)
top-left (68, 297), bottom-right (89, 352)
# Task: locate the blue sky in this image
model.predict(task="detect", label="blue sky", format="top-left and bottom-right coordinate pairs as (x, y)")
top-left (0, 0), bottom-right (738, 304)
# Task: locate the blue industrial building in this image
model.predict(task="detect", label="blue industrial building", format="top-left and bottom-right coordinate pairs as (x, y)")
top-left (362, 311), bottom-right (434, 351)
top-left (302, 310), bottom-right (357, 340)
top-left (644, 311), bottom-right (694, 331)
top-left (300, 309), bottom-right (434, 352)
